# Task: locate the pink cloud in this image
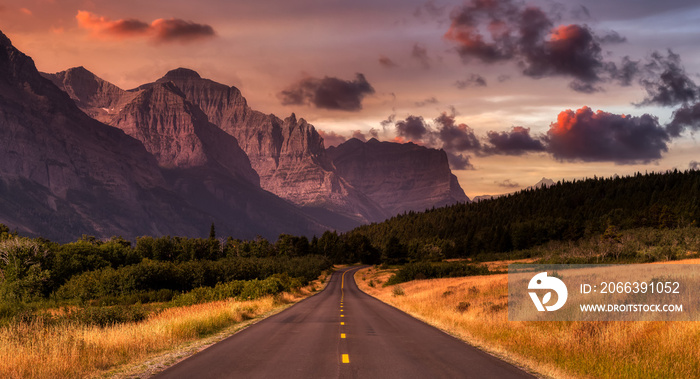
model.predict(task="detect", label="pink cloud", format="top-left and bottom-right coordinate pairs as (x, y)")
top-left (76, 10), bottom-right (215, 44)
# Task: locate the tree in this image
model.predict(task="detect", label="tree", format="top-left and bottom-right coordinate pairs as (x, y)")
top-left (209, 222), bottom-right (216, 240)
top-left (0, 237), bottom-right (51, 301)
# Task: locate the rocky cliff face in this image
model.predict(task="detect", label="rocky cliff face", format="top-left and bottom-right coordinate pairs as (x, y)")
top-left (43, 65), bottom-right (470, 231)
top-left (0, 31), bottom-right (214, 241)
top-left (327, 138), bottom-right (470, 215)
top-left (147, 69), bottom-right (389, 226)
top-left (42, 66), bottom-right (136, 124)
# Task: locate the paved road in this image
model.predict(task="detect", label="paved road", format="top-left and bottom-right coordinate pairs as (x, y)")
top-left (154, 267), bottom-right (535, 378)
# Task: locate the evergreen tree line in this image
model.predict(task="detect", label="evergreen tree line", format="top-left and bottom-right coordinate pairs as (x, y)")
top-left (345, 169), bottom-right (700, 261)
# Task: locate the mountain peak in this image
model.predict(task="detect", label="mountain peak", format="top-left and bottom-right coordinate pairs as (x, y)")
top-left (162, 68), bottom-right (202, 81)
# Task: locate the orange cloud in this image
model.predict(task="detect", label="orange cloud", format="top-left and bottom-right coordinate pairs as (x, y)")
top-left (20, 8), bottom-right (32, 16)
top-left (546, 106), bottom-right (669, 163)
top-left (75, 11), bottom-right (215, 43)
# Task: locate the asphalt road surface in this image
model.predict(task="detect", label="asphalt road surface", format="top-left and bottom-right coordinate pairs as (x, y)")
top-left (154, 267), bottom-right (535, 378)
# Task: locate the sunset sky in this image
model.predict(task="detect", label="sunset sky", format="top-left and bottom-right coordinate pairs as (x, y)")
top-left (2, 0), bottom-right (699, 197)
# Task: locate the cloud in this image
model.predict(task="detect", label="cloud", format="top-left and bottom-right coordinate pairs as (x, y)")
top-left (638, 50), bottom-right (699, 107)
top-left (495, 179), bottom-right (520, 189)
top-left (434, 113), bottom-right (481, 152)
top-left (411, 43), bottom-right (431, 69)
top-left (455, 74), bottom-right (487, 89)
top-left (380, 114), bottom-right (396, 131)
top-left (445, 152), bottom-right (474, 170)
top-left (76, 11), bottom-right (215, 43)
top-left (443, 0), bottom-right (625, 92)
top-left (667, 101), bottom-right (700, 137)
top-left (318, 130), bottom-right (347, 148)
top-left (20, 8), bottom-right (32, 16)
top-left (379, 55), bottom-right (399, 68)
top-left (415, 97), bottom-right (438, 107)
top-left (598, 30), bottom-right (627, 44)
top-left (391, 112), bottom-right (478, 170)
top-left (151, 18), bottom-right (216, 43)
top-left (278, 73), bottom-right (375, 111)
top-left (484, 127), bottom-right (546, 155)
top-left (396, 115), bottom-right (430, 141)
top-left (690, 161), bottom-right (699, 170)
top-left (546, 106), bottom-right (669, 164)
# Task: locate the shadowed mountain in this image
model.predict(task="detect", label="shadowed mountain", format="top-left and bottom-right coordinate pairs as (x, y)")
top-left (0, 31), bottom-right (212, 241)
top-left (4, 32), bottom-right (323, 241)
top-left (43, 65), bottom-right (470, 232)
top-left (327, 138), bottom-right (469, 215)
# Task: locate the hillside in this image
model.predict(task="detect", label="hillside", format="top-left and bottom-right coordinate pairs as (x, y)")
top-left (345, 170), bottom-right (700, 258)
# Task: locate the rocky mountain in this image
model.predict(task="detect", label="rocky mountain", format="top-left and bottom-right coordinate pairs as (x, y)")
top-left (1, 31), bottom-right (323, 241)
top-left (144, 68), bottom-right (389, 227)
top-left (327, 138), bottom-right (469, 214)
top-left (472, 177), bottom-right (556, 202)
top-left (41, 64), bottom-right (470, 233)
top-left (41, 66), bottom-right (136, 124)
top-left (0, 31), bottom-right (211, 241)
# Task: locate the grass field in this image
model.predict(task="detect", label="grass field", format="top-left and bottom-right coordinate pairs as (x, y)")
top-left (356, 260), bottom-right (700, 379)
top-left (0, 273), bottom-right (329, 379)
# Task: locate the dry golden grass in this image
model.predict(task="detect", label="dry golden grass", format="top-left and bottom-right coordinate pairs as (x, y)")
top-left (0, 275), bottom-right (328, 379)
top-left (357, 262), bottom-right (700, 379)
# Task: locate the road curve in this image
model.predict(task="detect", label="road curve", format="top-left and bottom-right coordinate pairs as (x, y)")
top-left (154, 267), bottom-right (535, 378)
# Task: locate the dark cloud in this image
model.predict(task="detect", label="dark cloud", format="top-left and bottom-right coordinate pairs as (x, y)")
top-left (380, 114), bottom-right (396, 131)
top-left (495, 179), bottom-right (520, 189)
top-left (667, 102), bottom-right (700, 137)
top-left (318, 130), bottom-right (347, 147)
top-left (443, 0), bottom-right (627, 92)
top-left (379, 55), bottom-right (399, 68)
top-left (76, 11), bottom-right (214, 43)
top-left (390, 112), bottom-right (478, 170)
top-left (598, 30), bottom-right (627, 44)
top-left (608, 56), bottom-right (640, 86)
top-left (445, 152), bottom-right (474, 170)
top-left (434, 113), bottom-right (481, 152)
top-left (279, 73), bottom-right (375, 111)
top-left (351, 130), bottom-right (367, 142)
top-left (455, 74), bottom-right (487, 89)
top-left (415, 97), bottom-right (439, 107)
top-left (396, 115), bottom-right (430, 141)
top-left (546, 106), bottom-right (669, 164)
top-left (524, 24), bottom-right (604, 85)
top-left (151, 18), bottom-right (216, 43)
top-left (411, 43), bottom-right (431, 69)
top-left (484, 127), bottom-right (546, 155)
top-left (690, 161), bottom-right (699, 170)
top-left (638, 50), bottom-right (699, 107)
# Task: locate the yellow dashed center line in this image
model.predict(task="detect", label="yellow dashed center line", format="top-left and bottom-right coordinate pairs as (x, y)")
top-left (341, 314), bottom-right (344, 317)
top-left (341, 322), bottom-right (345, 325)
top-left (341, 333), bottom-right (346, 338)
top-left (342, 354), bottom-right (350, 363)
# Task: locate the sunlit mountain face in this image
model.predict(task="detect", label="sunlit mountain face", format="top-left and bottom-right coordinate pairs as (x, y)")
top-left (1, 0), bottom-right (699, 198)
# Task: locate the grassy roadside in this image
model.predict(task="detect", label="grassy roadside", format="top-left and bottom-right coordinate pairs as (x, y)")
top-left (0, 271), bottom-right (332, 379)
top-left (356, 261), bottom-right (700, 379)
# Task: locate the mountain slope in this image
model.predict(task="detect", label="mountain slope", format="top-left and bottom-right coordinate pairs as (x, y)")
top-left (148, 68), bottom-right (390, 225)
top-left (0, 31), bottom-right (214, 241)
top-left (327, 138), bottom-right (469, 215)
